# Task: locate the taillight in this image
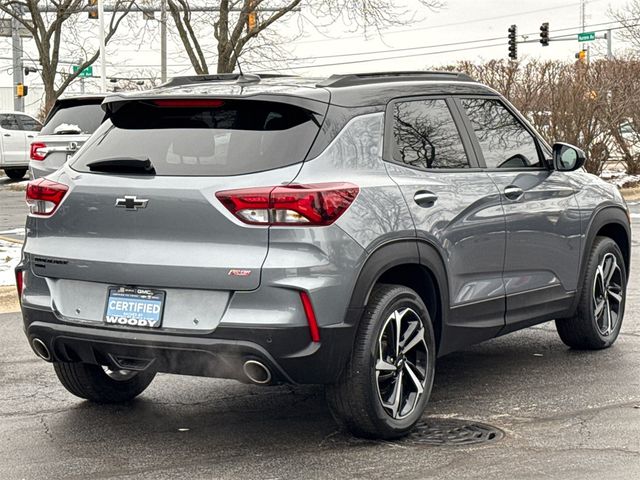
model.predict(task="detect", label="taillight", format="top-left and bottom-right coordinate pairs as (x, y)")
top-left (26, 178), bottom-right (69, 216)
top-left (30, 142), bottom-right (47, 161)
top-left (15, 270), bottom-right (23, 300)
top-left (216, 183), bottom-right (359, 226)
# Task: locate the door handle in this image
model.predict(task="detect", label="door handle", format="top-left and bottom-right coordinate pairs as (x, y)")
top-left (414, 190), bottom-right (438, 207)
top-left (504, 185), bottom-right (524, 201)
top-left (27, 135), bottom-right (34, 138)
top-left (3, 133), bottom-right (10, 137)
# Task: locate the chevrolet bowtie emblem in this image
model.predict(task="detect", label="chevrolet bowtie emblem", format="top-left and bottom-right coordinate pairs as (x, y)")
top-left (115, 195), bottom-right (149, 211)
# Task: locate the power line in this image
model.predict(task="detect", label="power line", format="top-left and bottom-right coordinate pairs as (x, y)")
top-left (294, 0), bottom-right (606, 45)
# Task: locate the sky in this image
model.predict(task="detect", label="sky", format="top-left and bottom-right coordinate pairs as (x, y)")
top-left (0, 0), bottom-right (624, 111)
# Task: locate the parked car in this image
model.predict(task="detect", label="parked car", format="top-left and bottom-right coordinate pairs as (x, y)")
top-left (0, 111), bottom-right (42, 179)
top-left (17, 72), bottom-right (630, 439)
top-left (29, 94), bottom-right (106, 179)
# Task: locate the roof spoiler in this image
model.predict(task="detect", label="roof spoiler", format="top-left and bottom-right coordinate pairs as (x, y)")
top-left (161, 73), bottom-right (298, 88)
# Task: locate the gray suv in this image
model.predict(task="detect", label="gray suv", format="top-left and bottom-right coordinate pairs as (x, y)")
top-left (16, 72), bottom-right (630, 439)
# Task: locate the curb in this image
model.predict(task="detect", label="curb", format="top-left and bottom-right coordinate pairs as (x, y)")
top-left (0, 286), bottom-right (19, 314)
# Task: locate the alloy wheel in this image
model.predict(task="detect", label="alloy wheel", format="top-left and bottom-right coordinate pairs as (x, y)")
top-left (593, 253), bottom-right (623, 336)
top-left (375, 307), bottom-right (429, 420)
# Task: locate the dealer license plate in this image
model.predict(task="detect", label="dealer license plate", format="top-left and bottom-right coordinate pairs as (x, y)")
top-left (103, 286), bottom-right (165, 328)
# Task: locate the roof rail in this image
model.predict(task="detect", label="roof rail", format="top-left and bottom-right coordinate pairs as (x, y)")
top-left (316, 71), bottom-right (475, 88)
top-left (162, 73), bottom-right (297, 88)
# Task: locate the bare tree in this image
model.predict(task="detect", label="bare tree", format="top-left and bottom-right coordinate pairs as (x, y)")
top-left (0, 0), bottom-right (136, 110)
top-left (610, 0), bottom-right (640, 50)
top-left (167, 0), bottom-right (443, 75)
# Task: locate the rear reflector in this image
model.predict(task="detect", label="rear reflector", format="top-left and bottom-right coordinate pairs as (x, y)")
top-left (30, 142), bottom-right (47, 161)
top-left (300, 291), bottom-right (320, 343)
top-left (15, 270), bottom-right (23, 300)
top-left (26, 178), bottom-right (69, 216)
top-left (152, 99), bottom-right (225, 108)
top-left (216, 183), bottom-right (359, 226)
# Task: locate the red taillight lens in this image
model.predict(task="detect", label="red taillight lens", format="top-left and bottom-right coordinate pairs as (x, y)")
top-left (216, 183), bottom-right (359, 226)
top-left (152, 99), bottom-right (225, 108)
top-left (30, 142), bottom-right (47, 161)
top-left (26, 178), bottom-right (69, 216)
top-left (15, 270), bottom-right (23, 300)
top-left (300, 291), bottom-right (320, 343)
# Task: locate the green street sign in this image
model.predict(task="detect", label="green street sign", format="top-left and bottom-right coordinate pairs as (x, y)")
top-left (578, 32), bottom-right (596, 42)
top-left (72, 65), bottom-right (93, 78)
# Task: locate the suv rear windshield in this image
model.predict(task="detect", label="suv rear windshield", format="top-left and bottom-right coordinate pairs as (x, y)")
top-left (71, 99), bottom-right (322, 176)
top-left (41, 99), bottom-right (105, 135)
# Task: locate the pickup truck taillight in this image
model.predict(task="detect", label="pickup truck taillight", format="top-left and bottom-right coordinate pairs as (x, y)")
top-left (216, 183), bottom-right (359, 226)
top-left (30, 142), bottom-right (47, 161)
top-left (26, 178), bottom-right (69, 216)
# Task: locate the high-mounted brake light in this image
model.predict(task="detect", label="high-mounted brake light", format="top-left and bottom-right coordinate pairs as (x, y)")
top-left (26, 178), bottom-right (69, 216)
top-left (216, 183), bottom-right (359, 226)
top-left (152, 99), bottom-right (225, 108)
top-left (30, 142), bottom-right (47, 161)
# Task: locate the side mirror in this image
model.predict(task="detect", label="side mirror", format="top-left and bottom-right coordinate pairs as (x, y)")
top-left (552, 142), bottom-right (586, 172)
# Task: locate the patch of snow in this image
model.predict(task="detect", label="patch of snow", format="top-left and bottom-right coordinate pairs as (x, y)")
top-left (53, 123), bottom-right (82, 134)
top-left (0, 240), bottom-right (22, 286)
top-left (600, 171), bottom-right (640, 188)
top-left (0, 228), bottom-right (25, 236)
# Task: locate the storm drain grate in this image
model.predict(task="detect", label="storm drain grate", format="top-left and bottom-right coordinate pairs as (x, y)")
top-left (404, 418), bottom-right (504, 446)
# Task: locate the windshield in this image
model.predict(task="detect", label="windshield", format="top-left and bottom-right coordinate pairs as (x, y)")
top-left (41, 101), bottom-right (106, 135)
top-left (71, 99), bottom-right (322, 176)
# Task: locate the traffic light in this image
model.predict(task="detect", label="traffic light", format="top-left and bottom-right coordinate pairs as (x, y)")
top-left (247, 0), bottom-right (257, 32)
top-left (16, 83), bottom-right (28, 97)
top-left (88, 0), bottom-right (98, 19)
top-left (508, 24), bottom-right (517, 60)
top-left (575, 49), bottom-right (587, 63)
top-left (540, 22), bottom-right (550, 46)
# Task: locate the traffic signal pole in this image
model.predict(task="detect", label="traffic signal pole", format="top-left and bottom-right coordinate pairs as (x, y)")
top-left (98, 0), bottom-right (106, 92)
top-left (11, 15), bottom-right (24, 111)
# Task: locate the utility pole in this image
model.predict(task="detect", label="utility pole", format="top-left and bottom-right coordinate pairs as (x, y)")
top-left (11, 15), bottom-right (24, 112)
top-left (160, 0), bottom-right (167, 83)
top-left (98, 0), bottom-right (107, 92)
top-left (607, 29), bottom-right (613, 59)
top-left (580, 0), bottom-right (590, 63)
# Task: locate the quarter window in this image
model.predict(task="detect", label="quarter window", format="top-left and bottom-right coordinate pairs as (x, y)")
top-left (461, 98), bottom-right (541, 168)
top-left (392, 99), bottom-right (470, 169)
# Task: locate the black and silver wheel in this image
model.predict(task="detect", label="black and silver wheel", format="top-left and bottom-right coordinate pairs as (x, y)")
top-left (327, 284), bottom-right (436, 439)
top-left (53, 362), bottom-right (156, 403)
top-left (556, 236), bottom-right (627, 349)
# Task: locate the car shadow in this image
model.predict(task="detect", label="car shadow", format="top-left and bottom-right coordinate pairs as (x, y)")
top-left (48, 326), bottom-right (630, 456)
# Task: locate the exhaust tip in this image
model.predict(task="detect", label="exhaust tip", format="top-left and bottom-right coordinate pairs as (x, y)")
top-left (243, 360), bottom-right (272, 385)
top-left (31, 338), bottom-right (52, 362)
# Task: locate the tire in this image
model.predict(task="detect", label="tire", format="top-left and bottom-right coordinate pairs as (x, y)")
top-left (556, 236), bottom-right (627, 349)
top-left (53, 362), bottom-right (156, 403)
top-left (4, 168), bottom-right (27, 180)
top-left (326, 284), bottom-right (436, 439)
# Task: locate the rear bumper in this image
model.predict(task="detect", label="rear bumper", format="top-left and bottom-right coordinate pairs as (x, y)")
top-left (22, 305), bottom-right (362, 384)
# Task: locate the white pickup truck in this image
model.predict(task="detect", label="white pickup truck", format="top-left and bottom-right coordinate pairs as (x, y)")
top-left (0, 111), bottom-right (42, 179)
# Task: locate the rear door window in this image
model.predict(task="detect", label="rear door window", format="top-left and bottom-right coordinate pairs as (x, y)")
top-left (391, 99), bottom-right (471, 169)
top-left (41, 101), bottom-right (105, 135)
top-left (71, 99), bottom-right (323, 176)
top-left (17, 114), bottom-right (42, 132)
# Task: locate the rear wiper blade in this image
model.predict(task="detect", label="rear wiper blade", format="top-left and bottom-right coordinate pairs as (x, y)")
top-left (87, 157), bottom-right (156, 175)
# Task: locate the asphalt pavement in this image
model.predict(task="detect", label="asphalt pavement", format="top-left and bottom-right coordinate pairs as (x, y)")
top-left (0, 178), bottom-right (639, 479)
